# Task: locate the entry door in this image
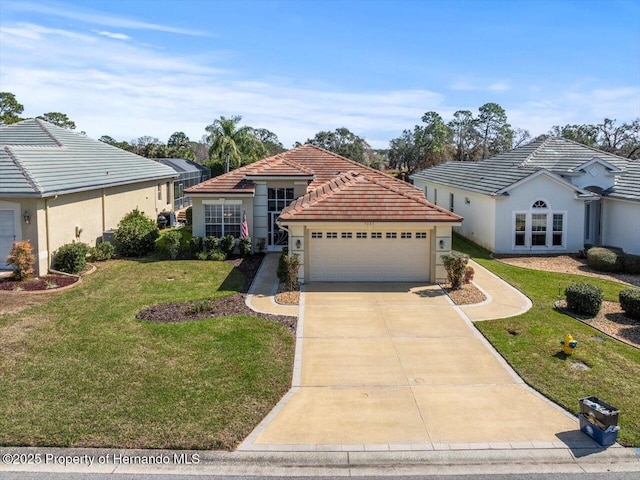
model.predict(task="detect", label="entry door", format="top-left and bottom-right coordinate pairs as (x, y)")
top-left (0, 209), bottom-right (16, 269)
top-left (269, 211), bottom-right (288, 246)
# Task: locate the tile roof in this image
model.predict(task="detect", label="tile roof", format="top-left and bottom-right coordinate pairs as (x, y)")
top-left (279, 170), bottom-right (462, 223)
top-left (411, 137), bottom-right (638, 201)
top-left (0, 119), bottom-right (177, 198)
top-left (186, 144), bottom-right (424, 200)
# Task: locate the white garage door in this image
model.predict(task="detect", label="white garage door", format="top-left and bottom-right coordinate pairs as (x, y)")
top-left (308, 229), bottom-right (430, 282)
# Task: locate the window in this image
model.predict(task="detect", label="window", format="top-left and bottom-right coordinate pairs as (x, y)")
top-left (341, 232), bottom-right (353, 239)
top-left (531, 213), bottom-right (547, 246)
top-left (423, 186), bottom-right (428, 198)
top-left (450, 193), bottom-right (455, 213)
top-left (514, 213), bottom-right (526, 246)
top-left (434, 188), bottom-right (438, 205)
top-left (326, 232), bottom-right (338, 239)
top-left (166, 182), bottom-right (170, 202)
top-left (386, 232), bottom-right (397, 239)
top-left (416, 232), bottom-right (427, 239)
top-left (401, 232), bottom-right (412, 239)
top-left (311, 232), bottom-right (322, 239)
top-left (465, 197), bottom-right (471, 205)
top-left (371, 232), bottom-right (382, 239)
top-left (157, 184), bottom-right (162, 201)
top-left (204, 204), bottom-right (242, 238)
top-left (268, 188), bottom-right (295, 212)
top-left (553, 214), bottom-right (564, 246)
top-left (533, 200), bottom-right (548, 209)
top-left (356, 232), bottom-right (367, 239)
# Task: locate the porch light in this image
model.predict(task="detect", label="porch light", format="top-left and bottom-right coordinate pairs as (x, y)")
top-left (296, 239), bottom-right (302, 249)
top-left (23, 210), bottom-right (30, 225)
top-left (439, 239), bottom-right (444, 249)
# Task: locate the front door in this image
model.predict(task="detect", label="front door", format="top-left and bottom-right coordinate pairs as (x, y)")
top-left (584, 199), bottom-right (602, 246)
top-left (267, 187), bottom-right (295, 247)
top-left (0, 209), bottom-right (16, 269)
top-left (269, 211), bottom-right (288, 246)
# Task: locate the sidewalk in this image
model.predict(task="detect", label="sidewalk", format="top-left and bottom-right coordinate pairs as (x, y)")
top-left (245, 253), bottom-right (298, 316)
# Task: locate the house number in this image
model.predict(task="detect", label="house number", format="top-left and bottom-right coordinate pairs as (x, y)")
top-left (364, 222), bottom-right (375, 226)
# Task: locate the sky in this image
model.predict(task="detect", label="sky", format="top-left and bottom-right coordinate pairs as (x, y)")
top-left (1, 0), bottom-right (639, 149)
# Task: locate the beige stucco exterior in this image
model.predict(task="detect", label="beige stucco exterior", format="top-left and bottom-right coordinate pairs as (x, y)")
top-left (1, 179), bottom-right (173, 275)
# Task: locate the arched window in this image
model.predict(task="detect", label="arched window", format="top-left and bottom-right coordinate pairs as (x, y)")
top-left (532, 200), bottom-right (547, 208)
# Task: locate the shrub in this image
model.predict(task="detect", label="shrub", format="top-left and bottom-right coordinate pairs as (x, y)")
top-left (113, 209), bottom-right (159, 257)
top-left (185, 206), bottom-right (192, 226)
top-left (87, 241), bottom-right (114, 262)
top-left (276, 253), bottom-right (300, 290)
top-left (619, 289), bottom-right (640, 320)
top-left (196, 251), bottom-right (209, 261)
top-left (155, 230), bottom-right (182, 260)
top-left (209, 251), bottom-right (227, 261)
top-left (442, 252), bottom-right (469, 290)
top-left (463, 265), bottom-right (475, 284)
top-left (565, 282), bottom-right (604, 317)
top-left (7, 240), bottom-right (36, 280)
top-left (587, 247), bottom-right (624, 272)
top-left (623, 253), bottom-right (640, 275)
top-left (257, 237), bottom-right (266, 252)
top-left (190, 236), bottom-right (204, 256)
top-left (204, 236), bottom-right (219, 253)
top-left (54, 242), bottom-right (89, 274)
top-left (239, 236), bottom-right (252, 256)
top-left (220, 234), bottom-right (236, 255)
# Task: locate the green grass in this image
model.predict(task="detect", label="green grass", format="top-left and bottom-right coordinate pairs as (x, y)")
top-left (454, 233), bottom-right (640, 446)
top-left (0, 259), bottom-right (294, 450)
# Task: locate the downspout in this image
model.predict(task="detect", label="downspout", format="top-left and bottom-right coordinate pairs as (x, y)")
top-left (45, 195), bottom-right (58, 272)
top-left (101, 188), bottom-right (106, 232)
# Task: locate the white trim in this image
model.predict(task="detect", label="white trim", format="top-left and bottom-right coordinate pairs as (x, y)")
top-left (202, 199), bottom-right (243, 205)
top-left (572, 157), bottom-right (623, 174)
top-left (495, 169), bottom-right (594, 197)
top-left (511, 208), bottom-right (567, 251)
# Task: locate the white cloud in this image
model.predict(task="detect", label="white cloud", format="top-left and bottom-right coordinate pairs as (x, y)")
top-left (5, 1), bottom-right (207, 36)
top-left (450, 80), bottom-right (511, 92)
top-left (94, 30), bottom-right (132, 41)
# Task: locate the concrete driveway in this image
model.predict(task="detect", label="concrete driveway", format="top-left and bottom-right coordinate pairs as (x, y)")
top-left (241, 281), bottom-right (591, 450)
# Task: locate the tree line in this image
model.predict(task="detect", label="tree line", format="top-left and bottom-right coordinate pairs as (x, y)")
top-left (388, 103), bottom-right (640, 174)
top-left (3, 91), bottom-right (637, 178)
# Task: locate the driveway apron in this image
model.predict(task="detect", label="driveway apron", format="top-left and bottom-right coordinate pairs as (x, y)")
top-left (243, 282), bottom-right (590, 449)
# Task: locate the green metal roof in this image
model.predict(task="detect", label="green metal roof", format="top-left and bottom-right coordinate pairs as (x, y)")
top-left (0, 119), bottom-right (177, 198)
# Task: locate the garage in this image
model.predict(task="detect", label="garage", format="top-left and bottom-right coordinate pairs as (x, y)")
top-left (308, 229), bottom-right (430, 282)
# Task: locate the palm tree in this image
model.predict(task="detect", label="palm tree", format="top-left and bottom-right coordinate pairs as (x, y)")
top-left (205, 116), bottom-right (265, 173)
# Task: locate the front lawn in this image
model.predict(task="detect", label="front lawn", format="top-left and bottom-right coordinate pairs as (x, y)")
top-left (454, 234), bottom-right (640, 446)
top-left (0, 259), bottom-right (294, 450)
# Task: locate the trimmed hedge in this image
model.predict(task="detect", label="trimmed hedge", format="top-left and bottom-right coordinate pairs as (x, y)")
top-left (623, 253), bottom-right (640, 275)
top-left (113, 209), bottom-right (159, 257)
top-left (54, 242), bottom-right (89, 274)
top-left (619, 289), bottom-right (640, 320)
top-left (565, 282), bottom-right (603, 317)
top-left (87, 241), bottom-right (114, 262)
top-left (587, 247), bottom-right (624, 273)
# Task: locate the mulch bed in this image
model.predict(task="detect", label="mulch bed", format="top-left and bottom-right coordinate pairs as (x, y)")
top-left (136, 253), bottom-right (297, 334)
top-left (275, 282), bottom-right (300, 305)
top-left (0, 274), bottom-right (78, 291)
top-left (554, 300), bottom-right (639, 349)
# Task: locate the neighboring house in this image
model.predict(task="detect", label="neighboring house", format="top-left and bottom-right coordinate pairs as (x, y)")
top-left (155, 158), bottom-right (211, 210)
top-left (0, 119), bottom-right (177, 275)
top-left (411, 137), bottom-right (640, 255)
top-left (186, 145), bottom-right (461, 283)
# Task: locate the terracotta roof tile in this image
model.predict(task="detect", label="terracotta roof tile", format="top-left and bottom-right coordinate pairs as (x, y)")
top-left (279, 171), bottom-right (461, 223)
top-left (186, 145), bottom-right (460, 223)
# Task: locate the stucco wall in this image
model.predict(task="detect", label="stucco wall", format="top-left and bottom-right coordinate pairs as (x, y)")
top-left (601, 198), bottom-right (640, 255)
top-left (1, 178), bottom-right (174, 275)
top-left (494, 174), bottom-right (586, 253)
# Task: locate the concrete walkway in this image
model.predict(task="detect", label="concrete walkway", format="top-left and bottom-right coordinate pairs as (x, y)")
top-left (240, 257), bottom-right (605, 452)
top-left (245, 253), bottom-right (297, 316)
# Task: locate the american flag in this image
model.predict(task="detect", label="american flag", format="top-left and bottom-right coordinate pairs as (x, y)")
top-left (241, 209), bottom-right (249, 238)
